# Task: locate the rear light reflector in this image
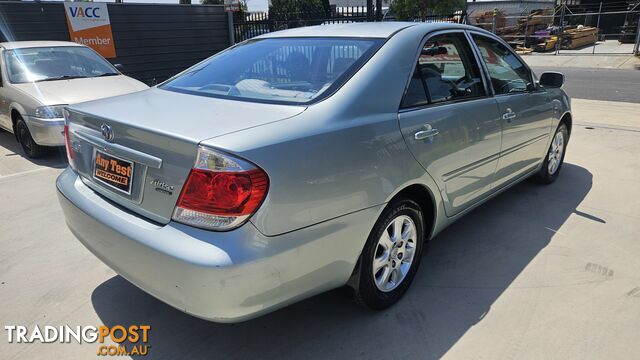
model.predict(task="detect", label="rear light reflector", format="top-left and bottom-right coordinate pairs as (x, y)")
top-left (172, 147), bottom-right (269, 231)
top-left (64, 124), bottom-right (76, 169)
top-left (64, 125), bottom-right (73, 160)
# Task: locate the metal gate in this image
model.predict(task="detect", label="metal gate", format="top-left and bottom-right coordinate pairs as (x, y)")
top-left (466, 1), bottom-right (640, 55)
top-left (557, 1), bottom-right (640, 55)
top-left (232, 7), bottom-right (465, 44)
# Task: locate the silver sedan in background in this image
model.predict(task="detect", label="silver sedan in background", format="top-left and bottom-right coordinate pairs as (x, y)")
top-left (0, 41), bottom-right (148, 158)
top-left (57, 22), bottom-right (571, 322)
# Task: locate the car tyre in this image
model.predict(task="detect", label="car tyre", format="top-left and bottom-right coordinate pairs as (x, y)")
top-left (535, 122), bottom-right (569, 184)
top-left (15, 116), bottom-right (46, 158)
top-left (355, 198), bottom-right (425, 310)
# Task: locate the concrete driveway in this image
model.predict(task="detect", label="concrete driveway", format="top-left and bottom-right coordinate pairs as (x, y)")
top-left (1, 99), bottom-right (640, 359)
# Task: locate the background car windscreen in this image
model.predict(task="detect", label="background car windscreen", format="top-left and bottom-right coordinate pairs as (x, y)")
top-left (160, 37), bottom-right (383, 104)
top-left (4, 46), bottom-right (119, 84)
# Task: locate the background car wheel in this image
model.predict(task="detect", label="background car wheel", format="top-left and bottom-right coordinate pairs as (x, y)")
top-left (15, 117), bottom-right (46, 158)
top-left (355, 198), bottom-right (425, 310)
top-left (535, 122), bottom-right (569, 184)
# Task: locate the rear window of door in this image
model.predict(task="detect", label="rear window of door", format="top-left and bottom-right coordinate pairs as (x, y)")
top-left (402, 32), bottom-right (486, 108)
top-left (471, 34), bottom-right (534, 95)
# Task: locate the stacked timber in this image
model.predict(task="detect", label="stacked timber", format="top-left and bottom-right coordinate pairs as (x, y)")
top-left (561, 26), bottom-right (598, 49)
top-left (491, 9), bottom-right (554, 51)
top-left (516, 46), bottom-right (533, 55)
top-left (469, 10), bottom-right (506, 31)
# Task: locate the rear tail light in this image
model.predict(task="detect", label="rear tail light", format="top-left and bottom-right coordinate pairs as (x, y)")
top-left (172, 146), bottom-right (269, 231)
top-left (63, 124), bottom-right (76, 169)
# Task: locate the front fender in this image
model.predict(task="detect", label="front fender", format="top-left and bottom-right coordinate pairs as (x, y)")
top-left (8, 102), bottom-right (28, 126)
top-left (7, 103), bottom-right (29, 142)
top-left (547, 88), bottom-right (571, 122)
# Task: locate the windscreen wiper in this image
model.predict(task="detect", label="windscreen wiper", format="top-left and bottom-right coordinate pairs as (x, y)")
top-left (94, 72), bottom-right (119, 77)
top-left (37, 75), bottom-right (85, 82)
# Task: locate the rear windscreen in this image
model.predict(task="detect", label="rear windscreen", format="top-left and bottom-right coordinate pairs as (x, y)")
top-left (160, 37), bottom-right (383, 105)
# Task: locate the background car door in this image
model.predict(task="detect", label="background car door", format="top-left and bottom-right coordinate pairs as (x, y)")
top-left (470, 33), bottom-right (554, 188)
top-left (398, 31), bottom-right (502, 216)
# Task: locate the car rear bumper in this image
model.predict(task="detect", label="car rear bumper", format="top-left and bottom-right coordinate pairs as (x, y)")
top-left (56, 168), bottom-right (379, 322)
top-left (26, 116), bottom-right (65, 146)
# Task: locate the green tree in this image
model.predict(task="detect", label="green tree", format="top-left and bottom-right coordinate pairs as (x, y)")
top-left (269, 0), bottom-right (326, 18)
top-left (390, 0), bottom-right (463, 20)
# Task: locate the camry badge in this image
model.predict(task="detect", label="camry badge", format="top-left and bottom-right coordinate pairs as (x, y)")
top-left (150, 179), bottom-right (175, 195)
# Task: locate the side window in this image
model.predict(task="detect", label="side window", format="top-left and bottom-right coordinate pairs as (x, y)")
top-left (471, 34), bottom-right (534, 95)
top-left (402, 33), bottom-right (486, 108)
top-left (402, 67), bottom-right (429, 108)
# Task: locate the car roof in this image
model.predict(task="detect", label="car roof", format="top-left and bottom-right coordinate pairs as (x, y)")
top-left (255, 22), bottom-right (476, 39)
top-left (0, 41), bottom-right (85, 50)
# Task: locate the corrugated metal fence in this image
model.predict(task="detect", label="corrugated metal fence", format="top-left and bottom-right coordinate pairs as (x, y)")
top-left (0, 2), bottom-right (229, 85)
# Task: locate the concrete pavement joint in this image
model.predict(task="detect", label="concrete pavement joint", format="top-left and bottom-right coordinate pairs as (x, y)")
top-left (0, 166), bottom-right (62, 181)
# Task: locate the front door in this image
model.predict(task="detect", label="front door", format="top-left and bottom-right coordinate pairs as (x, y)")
top-left (398, 31), bottom-right (502, 216)
top-left (470, 34), bottom-right (554, 188)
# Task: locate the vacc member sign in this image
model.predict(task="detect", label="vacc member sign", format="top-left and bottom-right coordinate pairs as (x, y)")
top-left (64, 2), bottom-right (116, 58)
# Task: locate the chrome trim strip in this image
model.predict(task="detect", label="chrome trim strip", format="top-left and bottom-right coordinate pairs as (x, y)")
top-left (73, 130), bottom-right (163, 169)
top-left (442, 152), bottom-right (500, 182)
top-left (442, 133), bottom-right (548, 182)
top-left (499, 133), bottom-right (549, 157)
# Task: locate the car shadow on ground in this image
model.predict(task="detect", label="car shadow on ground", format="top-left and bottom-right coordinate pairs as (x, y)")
top-left (91, 163), bottom-right (593, 360)
top-left (0, 130), bottom-right (67, 168)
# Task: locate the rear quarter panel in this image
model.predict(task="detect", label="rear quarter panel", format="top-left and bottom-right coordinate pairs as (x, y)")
top-left (202, 26), bottom-right (444, 237)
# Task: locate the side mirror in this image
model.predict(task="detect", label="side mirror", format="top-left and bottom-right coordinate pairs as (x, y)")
top-left (539, 71), bottom-right (564, 88)
top-left (114, 63), bottom-right (125, 72)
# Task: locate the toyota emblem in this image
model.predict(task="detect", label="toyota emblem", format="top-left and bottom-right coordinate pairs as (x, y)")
top-left (101, 124), bottom-right (114, 141)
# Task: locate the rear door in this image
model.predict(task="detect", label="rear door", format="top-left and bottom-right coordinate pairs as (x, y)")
top-left (470, 33), bottom-right (554, 188)
top-left (398, 30), bottom-right (503, 216)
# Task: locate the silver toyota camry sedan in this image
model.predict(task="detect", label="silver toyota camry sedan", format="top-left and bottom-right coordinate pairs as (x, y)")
top-left (57, 22), bottom-right (571, 322)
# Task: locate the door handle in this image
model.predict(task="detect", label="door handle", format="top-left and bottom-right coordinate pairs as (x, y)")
top-left (502, 108), bottom-right (517, 122)
top-left (415, 128), bottom-right (440, 140)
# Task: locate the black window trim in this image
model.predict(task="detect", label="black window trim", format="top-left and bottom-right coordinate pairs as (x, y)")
top-left (466, 30), bottom-right (544, 98)
top-left (399, 29), bottom-right (493, 112)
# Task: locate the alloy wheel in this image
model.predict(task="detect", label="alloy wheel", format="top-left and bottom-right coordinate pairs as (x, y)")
top-left (548, 131), bottom-right (564, 175)
top-left (372, 215), bottom-right (417, 292)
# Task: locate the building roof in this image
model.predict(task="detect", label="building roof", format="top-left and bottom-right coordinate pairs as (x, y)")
top-left (0, 41), bottom-right (84, 50)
